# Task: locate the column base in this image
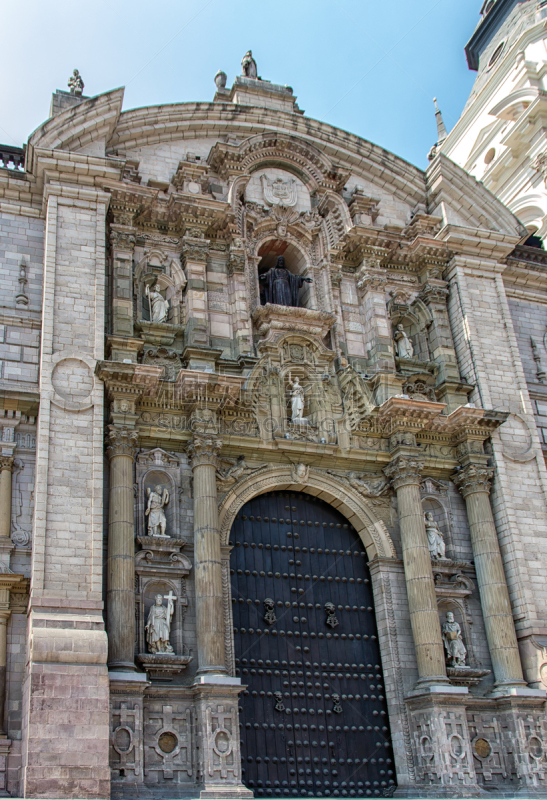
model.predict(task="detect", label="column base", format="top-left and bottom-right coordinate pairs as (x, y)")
top-left (490, 679), bottom-right (544, 698)
top-left (199, 785), bottom-right (254, 799)
top-left (395, 786), bottom-right (488, 798)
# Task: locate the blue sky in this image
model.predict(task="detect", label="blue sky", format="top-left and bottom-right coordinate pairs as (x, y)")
top-left (1, 0), bottom-right (480, 169)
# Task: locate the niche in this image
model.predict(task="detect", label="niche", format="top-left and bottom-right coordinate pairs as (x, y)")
top-left (257, 240), bottom-right (313, 309)
top-left (136, 449), bottom-right (181, 539)
top-left (422, 495), bottom-right (453, 559)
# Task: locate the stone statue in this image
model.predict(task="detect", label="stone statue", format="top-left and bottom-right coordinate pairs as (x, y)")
top-left (394, 324), bottom-right (414, 359)
top-left (241, 50), bottom-right (257, 79)
top-left (425, 511), bottom-right (446, 560)
top-left (259, 255), bottom-right (312, 307)
top-left (145, 593), bottom-right (175, 654)
top-left (287, 374), bottom-right (307, 422)
top-left (216, 455), bottom-right (268, 491)
top-left (68, 69), bottom-right (84, 96)
top-left (145, 485), bottom-right (169, 537)
top-left (145, 282), bottom-right (169, 324)
top-left (442, 611), bottom-right (467, 667)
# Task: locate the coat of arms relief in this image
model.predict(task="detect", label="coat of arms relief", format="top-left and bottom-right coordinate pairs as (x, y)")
top-left (261, 174), bottom-right (298, 208)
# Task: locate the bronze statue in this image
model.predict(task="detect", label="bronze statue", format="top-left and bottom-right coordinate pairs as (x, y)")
top-left (259, 255), bottom-right (312, 307)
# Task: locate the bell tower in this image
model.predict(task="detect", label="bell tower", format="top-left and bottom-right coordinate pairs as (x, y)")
top-left (440, 0), bottom-right (547, 241)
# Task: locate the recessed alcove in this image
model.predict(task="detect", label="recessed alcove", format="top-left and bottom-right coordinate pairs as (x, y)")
top-left (257, 239), bottom-right (312, 308)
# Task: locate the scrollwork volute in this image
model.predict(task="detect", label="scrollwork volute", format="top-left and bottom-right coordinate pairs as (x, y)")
top-left (187, 434), bottom-right (223, 469)
top-left (452, 464), bottom-right (494, 498)
top-left (106, 425), bottom-right (139, 459)
top-left (383, 455), bottom-right (424, 490)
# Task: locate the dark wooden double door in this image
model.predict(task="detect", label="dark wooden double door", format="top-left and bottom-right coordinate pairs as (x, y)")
top-left (230, 491), bottom-right (396, 798)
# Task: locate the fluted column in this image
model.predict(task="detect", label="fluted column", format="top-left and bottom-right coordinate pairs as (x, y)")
top-left (187, 432), bottom-right (226, 676)
top-left (106, 425), bottom-right (138, 671)
top-left (453, 463), bottom-right (527, 694)
top-left (0, 458), bottom-right (14, 541)
top-left (384, 455), bottom-right (449, 688)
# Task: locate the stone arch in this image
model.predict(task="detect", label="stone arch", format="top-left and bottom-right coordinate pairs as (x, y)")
top-left (218, 465), bottom-right (396, 560)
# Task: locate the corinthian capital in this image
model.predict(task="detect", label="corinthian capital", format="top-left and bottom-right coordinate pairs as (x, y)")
top-left (106, 425), bottom-right (139, 459)
top-left (452, 464), bottom-right (494, 498)
top-left (383, 455), bottom-right (424, 490)
top-left (0, 457), bottom-right (14, 474)
top-left (187, 434), bottom-right (222, 469)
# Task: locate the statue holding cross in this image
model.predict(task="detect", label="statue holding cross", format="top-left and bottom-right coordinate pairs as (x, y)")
top-left (145, 592), bottom-right (177, 654)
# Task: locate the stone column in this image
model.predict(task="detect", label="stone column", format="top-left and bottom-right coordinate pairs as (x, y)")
top-left (187, 432), bottom-right (226, 676)
top-left (453, 463), bottom-right (527, 694)
top-left (106, 425), bottom-right (139, 671)
top-left (384, 455), bottom-right (449, 688)
top-left (0, 459), bottom-right (13, 542)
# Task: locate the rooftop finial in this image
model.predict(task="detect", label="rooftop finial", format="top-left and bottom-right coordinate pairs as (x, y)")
top-left (68, 69), bottom-right (84, 97)
top-left (433, 97), bottom-right (448, 144)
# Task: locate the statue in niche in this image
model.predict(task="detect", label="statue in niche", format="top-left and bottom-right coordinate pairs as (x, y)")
top-left (145, 282), bottom-right (169, 323)
top-left (145, 485), bottom-right (170, 537)
top-left (68, 69), bottom-right (84, 96)
top-left (241, 50), bottom-right (258, 79)
top-left (424, 511), bottom-right (446, 560)
top-left (287, 374), bottom-right (308, 422)
top-left (145, 592), bottom-right (176, 654)
top-left (216, 455), bottom-right (268, 491)
top-left (393, 323), bottom-right (414, 359)
top-left (442, 611), bottom-right (467, 667)
top-left (259, 255), bottom-right (312, 307)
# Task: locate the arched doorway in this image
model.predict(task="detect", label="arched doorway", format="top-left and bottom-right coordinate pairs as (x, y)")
top-left (230, 490), bottom-right (396, 798)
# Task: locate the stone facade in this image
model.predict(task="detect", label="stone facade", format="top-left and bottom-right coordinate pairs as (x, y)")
top-left (0, 57), bottom-right (546, 799)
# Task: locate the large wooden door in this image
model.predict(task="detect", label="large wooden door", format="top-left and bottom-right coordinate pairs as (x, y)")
top-left (230, 491), bottom-right (396, 798)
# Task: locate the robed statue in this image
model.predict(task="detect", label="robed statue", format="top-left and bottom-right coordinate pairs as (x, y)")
top-left (145, 282), bottom-right (169, 324)
top-left (260, 255), bottom-right (312, 307)
top-left (145, 593), bottom-right (175, 654)
top-left (241, 50), bottom-right (258, 79)
top-left (145, 485), bottom-right (169, 537)
top-left (442, 611), bottom-right (467, 667)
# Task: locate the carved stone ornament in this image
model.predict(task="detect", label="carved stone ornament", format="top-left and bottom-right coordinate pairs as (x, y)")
top-left (383, 456), bottom-right (424, 490)
top-left (181, 237), bottom-right (209, 264)
top-left (356, 272), bottom-right (387, 293)
top-left (0, 457), bottom-right (14, 474)
top-left (216, 456), bottom-right (268, 492)
top-left (452, 464), bottom-right (494, 499)
top-left (106, 425), bottom-right (139, 459)
top-left (261, 175), bottom-right (298, 208)
top-left (290, 463), bottom-right (309, 484)
top-left (418, 283), bottom-right (449, 305)
top-left (187, 434), bottom-right (223, 468)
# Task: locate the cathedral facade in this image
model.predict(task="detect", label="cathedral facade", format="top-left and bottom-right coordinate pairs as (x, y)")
top-left (1, 50), bottom-right (547, 799)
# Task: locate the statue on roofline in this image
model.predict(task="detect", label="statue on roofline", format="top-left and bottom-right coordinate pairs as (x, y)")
top-left (241, 50), bottom-right (258, 79)
top-left (68, 69), bottom-right (84, 97)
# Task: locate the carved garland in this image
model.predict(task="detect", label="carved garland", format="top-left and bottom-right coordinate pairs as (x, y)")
top-left (218, 465), bottom-right (396, 559)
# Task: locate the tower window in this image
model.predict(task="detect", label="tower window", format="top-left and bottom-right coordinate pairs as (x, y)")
top-left (488, 42), bottom-right (505, 67)
top-left (484, 148), bottom-right (496, 165)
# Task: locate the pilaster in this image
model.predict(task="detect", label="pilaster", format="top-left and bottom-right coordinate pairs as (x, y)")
top-left (182, 235), bottom-right (210, 349)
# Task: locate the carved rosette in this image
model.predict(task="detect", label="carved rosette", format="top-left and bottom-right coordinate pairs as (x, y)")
top-left (187, 434), bottom-right (223, 469)
top-left (383, 455), bottom-right (424, 490)
top-left (0, 457), bottom-right (14, 474)
top-left (452, 464), bottom-right (494, 499)
top-left (106, 425), bottom-right (139, 460)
